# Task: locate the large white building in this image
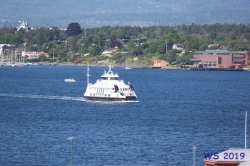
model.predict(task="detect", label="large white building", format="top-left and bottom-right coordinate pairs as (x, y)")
top-left (22, 51), bottom-right (38, 59)
top-left (22, 51), bottom-right (50, 60)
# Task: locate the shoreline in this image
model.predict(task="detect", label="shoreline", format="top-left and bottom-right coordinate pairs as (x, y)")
top-left (4, 62), bottom-right (249, 71)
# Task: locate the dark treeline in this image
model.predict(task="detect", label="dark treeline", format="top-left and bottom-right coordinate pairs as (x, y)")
top-left (0, 23), bottom-right (250, 66)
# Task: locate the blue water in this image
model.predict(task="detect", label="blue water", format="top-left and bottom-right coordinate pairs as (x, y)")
top-left (0, 65), bottom-right (250, 166)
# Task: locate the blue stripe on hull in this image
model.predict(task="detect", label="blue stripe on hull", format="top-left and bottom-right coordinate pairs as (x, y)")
top-left (85, 96), bottom-right (137, 101)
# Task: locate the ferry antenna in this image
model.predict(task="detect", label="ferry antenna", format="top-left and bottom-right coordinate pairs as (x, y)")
top-left (193, 145), bottom-right (196, 166)
top-left (245, 111), bottom-right (247, 149)
top-left (87, 64), bottom-right (90, 86)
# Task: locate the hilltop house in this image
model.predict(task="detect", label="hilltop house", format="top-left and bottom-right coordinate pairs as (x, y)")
top-left (17, 21), bottom-right (30, 32)
top-left (208, 44), bottom-right (219, 48)
top-left (172, 43), bottom-right (185, 51)
top-left (101, 47), bottom-right (116, 57)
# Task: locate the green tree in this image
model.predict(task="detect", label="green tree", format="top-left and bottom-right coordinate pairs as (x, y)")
top-left (66, 22), bottom-right (82, 37)
top-left (3, 34), bottom-right (23, 46)
top-left (166, 49), bottom-right (178, 63)
top-left (38, 54), bottom-right (48, 62)
top-left (156, 43), bottom-right (166, 53)
top-left (133, 45), bottom-right (143, 56)
top-left (126, 40), bottom-right (135, 50)
top-left (66, 36), bottom-right (77, 51)
top-left (208, 31), bottom-right (217, 40)
top-left (199, 43), bottom-right (208, 51)
top-left (88, 45), bottom-right (100, 56)
top-left (50, 27), bottom-right (61, 40)
top-left (35, 29), bottom-right (45, 49)
top-left (93, 32), bottom-right (108, 46)
top-left (148, 42), bottom-right (158, 53)
top-left (177, 51), bottom-right (193, 65)
top-left (56, 47), bottom-right (68, 62)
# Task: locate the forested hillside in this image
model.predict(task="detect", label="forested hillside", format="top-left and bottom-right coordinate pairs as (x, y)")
top-left (0, 0), bottom-right (250, 28)
top-left (0, 23), bottom-right (250, 67)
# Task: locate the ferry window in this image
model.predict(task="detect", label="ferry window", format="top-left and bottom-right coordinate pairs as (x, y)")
top-left (108, 94), bottom-right (110, 97)
top-left (93, 93), bottom-right (95, 96)
top-left (90, 93), bottom-right (92, 96)
top-left (105, 94), bottom-right (107, 97)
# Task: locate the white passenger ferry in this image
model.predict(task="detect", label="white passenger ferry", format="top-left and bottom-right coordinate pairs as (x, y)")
top-left (84, 64), bottom-right (137, 101)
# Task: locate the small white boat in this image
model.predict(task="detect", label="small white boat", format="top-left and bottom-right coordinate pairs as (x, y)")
top-left (64, 78), bottom-right (76, 82)
top-left (124, 58), bottom-right (132, 69)
top-left (124, 66), bottom-right (132, 70)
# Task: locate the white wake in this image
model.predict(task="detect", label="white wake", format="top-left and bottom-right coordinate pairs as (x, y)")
top-left (0, 93), bottom-right (85, 101)
top-left (0, 93), bottom-right (139, 103)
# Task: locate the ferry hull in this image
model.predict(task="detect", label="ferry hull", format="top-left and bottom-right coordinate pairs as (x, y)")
top-left (84, 96), bottom-right (137, 101)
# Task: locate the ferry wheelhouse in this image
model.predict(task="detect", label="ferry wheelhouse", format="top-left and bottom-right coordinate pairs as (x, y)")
top-left (84, 64), bottom-right (137, 101)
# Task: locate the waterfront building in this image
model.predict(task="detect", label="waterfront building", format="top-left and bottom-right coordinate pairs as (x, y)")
top-left (22, 51), bottom-right (38, 59)
top-left (21, 51), bottom-right (49, 60)
top-left (153, 60), bottom-right (167, 68)
top-left (37, 51), bottom-right (49, 58)
top-left (191, 49), bottom-right (250, 69)
top-left (204, 148), bottom-right (250, 166)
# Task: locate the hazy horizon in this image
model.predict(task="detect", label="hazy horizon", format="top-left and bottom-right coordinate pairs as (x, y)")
top-left (1, 0), bottom-right (250, 28)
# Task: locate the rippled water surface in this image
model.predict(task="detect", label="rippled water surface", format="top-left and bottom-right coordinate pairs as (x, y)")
top-left (0, 65), bottom-right (250, 166)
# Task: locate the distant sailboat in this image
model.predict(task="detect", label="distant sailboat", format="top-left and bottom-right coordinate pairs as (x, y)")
top-left (124, 58), bottom-right (132, 69)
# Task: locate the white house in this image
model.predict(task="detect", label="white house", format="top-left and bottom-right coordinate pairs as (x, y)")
top-left (102, 48), bottom-right (116, 57)
top-left (208, 44), bottom-right (219, 48)
top-left (22, 51), bottom-right (50, 60)
top-left (172, 43), bottom-right (185, 51)
top-left (22, 51), bottom-right (38, 59)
